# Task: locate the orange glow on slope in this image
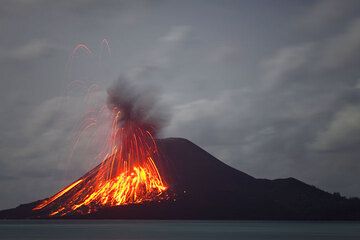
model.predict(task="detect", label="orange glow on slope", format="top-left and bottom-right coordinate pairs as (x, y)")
top-left (33, 179), bottom-right (83, 211)
top-left (33, 110), bottom-right (168, 216)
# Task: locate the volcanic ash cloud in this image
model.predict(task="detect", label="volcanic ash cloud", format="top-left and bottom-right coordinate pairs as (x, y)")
top-left (107, 77), bottom-right (169, 136)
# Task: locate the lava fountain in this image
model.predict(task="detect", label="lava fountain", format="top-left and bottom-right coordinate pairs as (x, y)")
top-left (33, 78), bottom-right (169, 217)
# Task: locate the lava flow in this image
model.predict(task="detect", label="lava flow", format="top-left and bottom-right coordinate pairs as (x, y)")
top-left (33, 110), bottom-right (168, 217)
top-left (33, 78), bottom-right (170, 216)
top-left (32, 41), bottom-right (169, 217)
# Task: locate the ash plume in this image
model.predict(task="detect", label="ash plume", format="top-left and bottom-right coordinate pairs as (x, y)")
top-left (107, 77), bottom-right (169, 136)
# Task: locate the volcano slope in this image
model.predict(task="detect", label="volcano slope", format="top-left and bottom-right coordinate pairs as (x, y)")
top-left (1, 138), bottom-right (360, 220)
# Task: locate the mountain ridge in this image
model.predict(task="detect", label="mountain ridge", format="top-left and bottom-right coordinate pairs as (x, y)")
top-left (1, 137), bottom-right (359, 220)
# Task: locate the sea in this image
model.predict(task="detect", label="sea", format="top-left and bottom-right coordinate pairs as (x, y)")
top-left (0, 220), bottom-right (360, 240)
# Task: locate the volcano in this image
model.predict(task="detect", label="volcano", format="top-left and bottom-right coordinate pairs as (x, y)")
top-left (1, 137), bottom-right (360, 220)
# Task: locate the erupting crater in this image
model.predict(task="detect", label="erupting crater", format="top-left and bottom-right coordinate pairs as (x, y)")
top-left (29, 42), bottom-right (172, 217)
top-left (33, 109), bottom-right (169, 217)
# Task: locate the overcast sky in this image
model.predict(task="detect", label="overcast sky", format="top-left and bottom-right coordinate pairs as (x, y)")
top-left (1, 0), bottom-right (360, 209)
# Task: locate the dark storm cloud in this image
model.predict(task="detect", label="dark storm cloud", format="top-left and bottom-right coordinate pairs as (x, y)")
top-left (298, 0), bottom-right (360, 31)
top-left (1, 0), bottom-right (360, 209)
top-left (165, 0), bottom-right (360, 196)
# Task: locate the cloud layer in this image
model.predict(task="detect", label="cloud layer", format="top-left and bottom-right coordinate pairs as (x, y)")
top-left (1, 0), bottom-right (360, 209)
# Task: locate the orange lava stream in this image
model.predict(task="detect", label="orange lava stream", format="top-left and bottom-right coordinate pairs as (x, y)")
top-left (33, 110), bottom-right (168, 216)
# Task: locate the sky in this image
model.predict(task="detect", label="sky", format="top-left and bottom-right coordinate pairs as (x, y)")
top-left (1, 0), bottom-right (360, 209)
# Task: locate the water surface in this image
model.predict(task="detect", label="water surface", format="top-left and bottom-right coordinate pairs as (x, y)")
top-left (0, 220), bottom-right (360, 240)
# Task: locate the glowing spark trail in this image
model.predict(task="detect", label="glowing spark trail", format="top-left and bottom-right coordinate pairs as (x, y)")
top-left (33, 41), bottom-right (169, 217)
top-left (33, 111), bottom-right (167, 216)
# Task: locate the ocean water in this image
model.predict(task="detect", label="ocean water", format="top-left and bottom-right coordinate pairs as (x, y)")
top-left (0, 220), bottom-right (360, 240)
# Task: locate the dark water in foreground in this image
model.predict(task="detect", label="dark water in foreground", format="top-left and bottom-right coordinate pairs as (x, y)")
top-left (0, 220), bottom-right (360, 240)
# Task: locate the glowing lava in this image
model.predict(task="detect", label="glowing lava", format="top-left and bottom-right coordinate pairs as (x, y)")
top-left (33, 110), bottom-right (168, 217)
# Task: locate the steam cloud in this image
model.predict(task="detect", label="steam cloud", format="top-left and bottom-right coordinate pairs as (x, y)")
top-left (107, 77), bottom-right (169, 136)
